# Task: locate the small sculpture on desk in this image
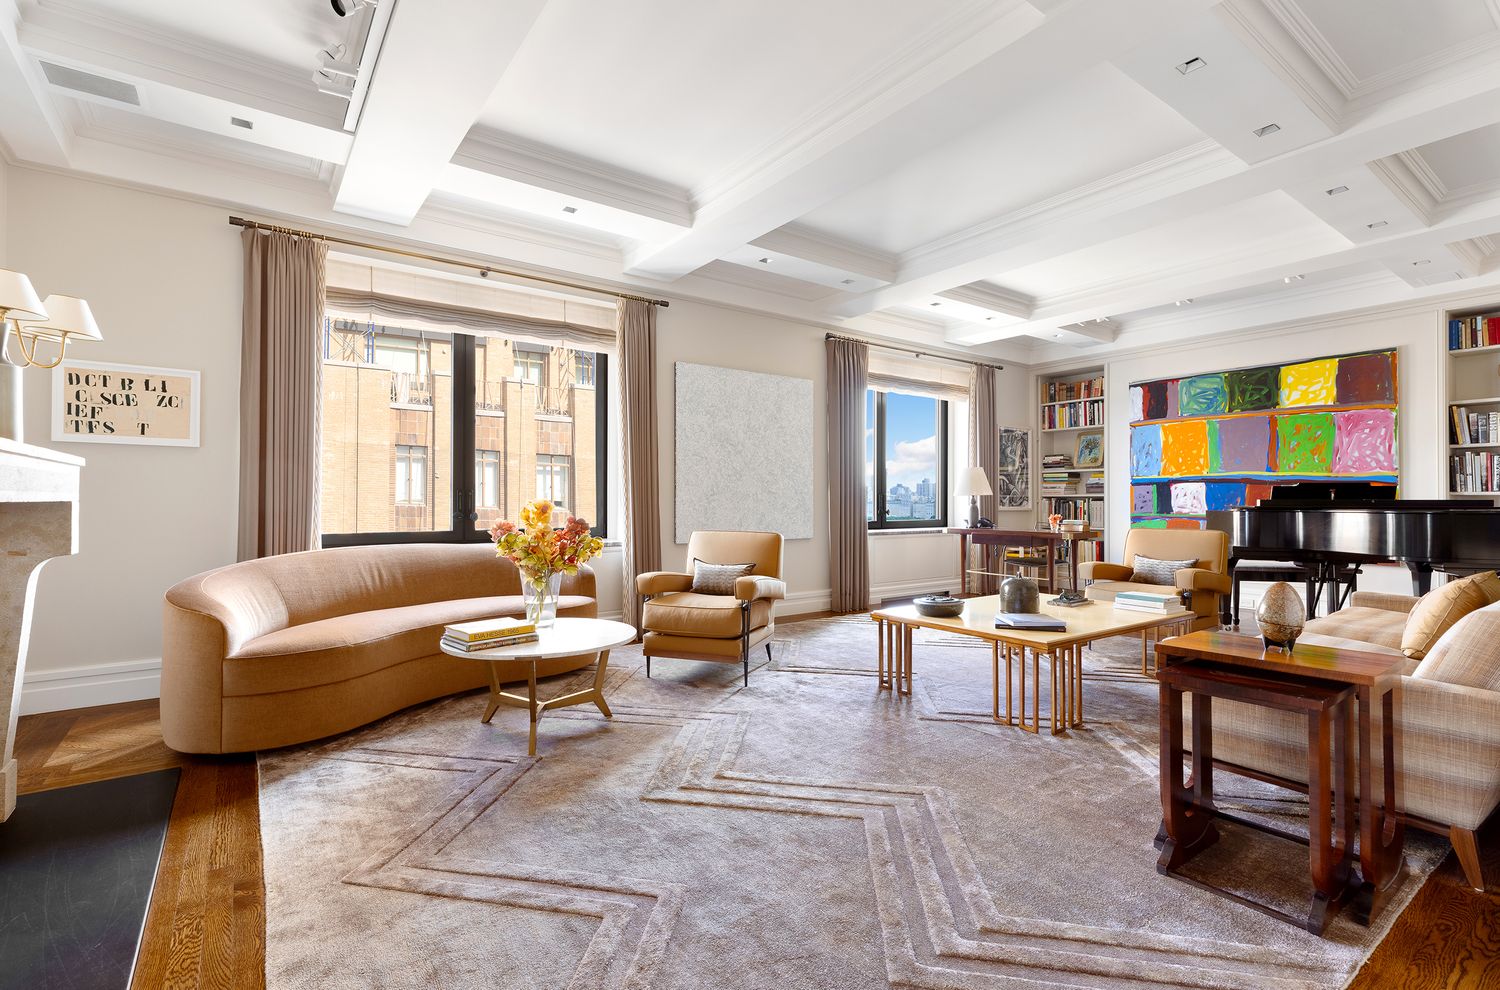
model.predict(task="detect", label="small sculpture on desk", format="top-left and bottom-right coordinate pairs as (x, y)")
top-left (1256, 581), bottom-right (1306, 652)
top-left (1000, 574), bottom-right (1040, 613)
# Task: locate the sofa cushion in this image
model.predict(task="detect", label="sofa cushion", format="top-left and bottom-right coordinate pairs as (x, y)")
top-left (1473, 570), bottom-right (1500, 604)
top-left (1401, 574), bottom-right (1490, 660)
top-left (225, 594), bottom-right (594, 696)
top-left (1413, 601), bottom-right (1500, 690)
top-left (1303, 606), bottom-right (1407, 652)
top-left (643, 592), bottom-right (772, 639)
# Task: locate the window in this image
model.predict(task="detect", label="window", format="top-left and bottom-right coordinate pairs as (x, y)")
top-left (536, 454), bottom-right (571, 507)
top-left (395, 445), bottom-right (427, 504)
top-left (515, 347), bottom-right (546, 386)
top-left (866, 389), bottom-right (948, 529)
top-left (476, 450), bottom-right (502, 509)
top-left (320, 318), bottom-right (608, 544)
top-left (574, 352), bottom-right (596, 387)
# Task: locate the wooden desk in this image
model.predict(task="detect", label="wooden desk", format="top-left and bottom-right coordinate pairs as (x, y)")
top-left (950, 527), bottom-right (1053, 595)
top-left (1155, 630), bottom-right (1406, 929)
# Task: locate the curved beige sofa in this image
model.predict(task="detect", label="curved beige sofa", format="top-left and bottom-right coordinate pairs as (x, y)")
top-left (161, 543), bottom-right (597, 753)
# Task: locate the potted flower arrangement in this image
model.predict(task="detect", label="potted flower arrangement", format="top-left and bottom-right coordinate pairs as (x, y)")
top-left (489, 499), bottom-right (604, 628)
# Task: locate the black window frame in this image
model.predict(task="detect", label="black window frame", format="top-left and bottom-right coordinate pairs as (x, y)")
top-left (866, 389), bottom-right (949, 531)
top-left (322, 334), bottom-right (609, 547)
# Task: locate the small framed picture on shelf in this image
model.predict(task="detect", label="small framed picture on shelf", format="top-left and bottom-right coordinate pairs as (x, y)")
top-left (1075, 431), bottom-right (1103, 468)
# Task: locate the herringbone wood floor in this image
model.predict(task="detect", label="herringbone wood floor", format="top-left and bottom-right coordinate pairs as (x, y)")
top-left (13, 691), bottom-right (1500, 989)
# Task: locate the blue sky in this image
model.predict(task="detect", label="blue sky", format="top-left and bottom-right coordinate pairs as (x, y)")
top-left (865, 390), bottom-right (939, 489)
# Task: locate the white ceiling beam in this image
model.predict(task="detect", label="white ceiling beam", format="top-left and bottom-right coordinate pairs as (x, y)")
top-left (884, 61), bottom-right (1500, 337)
top-left (0, 0), bottom-right (70, 167)
top-left (622, 0), bottom-right (1222, 282)
top-left (333, 0), bottom-right (549, 225)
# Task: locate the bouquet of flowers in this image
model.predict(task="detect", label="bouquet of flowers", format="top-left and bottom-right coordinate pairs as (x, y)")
top-left (490, 499), bottom-right (604, 626)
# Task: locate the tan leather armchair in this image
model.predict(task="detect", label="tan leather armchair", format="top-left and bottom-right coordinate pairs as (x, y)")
top-left (1079, 527), bottom-right (1229, 631)
top-left (637, 531), bottom-right (787, 685)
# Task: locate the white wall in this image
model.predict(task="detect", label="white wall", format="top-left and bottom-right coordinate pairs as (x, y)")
top-left (8, 168), bottom-right (242, 710)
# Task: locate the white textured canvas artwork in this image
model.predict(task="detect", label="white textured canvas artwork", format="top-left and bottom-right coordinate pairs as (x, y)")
top-left (674, 362), bottom-right (814, 543)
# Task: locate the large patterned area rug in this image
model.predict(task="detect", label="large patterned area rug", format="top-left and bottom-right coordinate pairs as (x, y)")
top-left (258, 615), bottom-right (1441, 990)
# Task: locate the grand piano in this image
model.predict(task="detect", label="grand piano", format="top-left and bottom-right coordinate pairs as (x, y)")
top-left (1208, 483), bottom-right (1500, 626)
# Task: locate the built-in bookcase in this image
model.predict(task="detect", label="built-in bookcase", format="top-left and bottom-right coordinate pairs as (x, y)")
top-left (1036, 367), bottom-right (1106, 582)
top-left (1445, 305), bottom-right (1500, 500)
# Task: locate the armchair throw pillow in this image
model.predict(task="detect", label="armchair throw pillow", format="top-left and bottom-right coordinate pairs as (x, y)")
top-left (1130, 554), bottom-right (1197, 586)
top-left (691, 559), bottom-right (754, 595)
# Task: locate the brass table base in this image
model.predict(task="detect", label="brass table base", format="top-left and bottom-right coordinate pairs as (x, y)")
top-left (481, 649), bottom-right (614, 756)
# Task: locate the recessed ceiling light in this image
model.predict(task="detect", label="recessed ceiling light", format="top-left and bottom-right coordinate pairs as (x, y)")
top-left (1175, 57), bottom-right (1207, 75)
top-left (839, 278), bottom-right (855, 285)
top-left (1412, 259), bottom-right (1431, 266)
top-left (230, 116), bottom-right (253, 129)
top-left (1053, 333), bottom-right (1063, 339)
top-left (561, 205), bottom-right (578, 214)
top-left (929, 302), bottom-right (941, 307)
top-left (984, 316), bottom-right (995, 321)
top-left (1174, 299), bottom-right (1193, 306)
top-left (1252, 123), bottom-right (1280, 138)
top-left (1325, 185), bottom-right (1349, 196)
top-left (1283, 274), bottom-right (1304, 283)
top-left (1366, 220), bottom-right (1388, 229)
top-left (757, 257), bottom-right (771, 264)
top-left (1094, 317), bottom-right (1107, 324)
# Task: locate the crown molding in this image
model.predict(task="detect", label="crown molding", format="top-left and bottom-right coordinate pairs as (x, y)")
top-left (1219, 0), bottom-right (1346, 130)
top-left (1369, 154), bottom-right (1437, 226)
top-left (692, 260), bottom-right (840, 302)
top-left (936, 282), bottom-right (1034, 320)
top-left (750, 224), bottom-right (899, 283)
top-left (455, 127), bottom-right (692, 229)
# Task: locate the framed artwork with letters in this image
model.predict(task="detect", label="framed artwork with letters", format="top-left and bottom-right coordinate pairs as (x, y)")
top-left (52, 359), bottom-right (201, 447)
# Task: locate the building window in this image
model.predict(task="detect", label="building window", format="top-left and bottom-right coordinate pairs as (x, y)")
top-left (515, 347), bottom-right (546, 386)
top-left (396, 445), bottom-right (427, 505)
top-left (574, 352), bottom-right (596, 387)
top-left (866, 389), bottom-right (948, 529)
top-left (476, 450), bottom-right (502, 509)
top-left (536, 454), bottom-right (571, 507)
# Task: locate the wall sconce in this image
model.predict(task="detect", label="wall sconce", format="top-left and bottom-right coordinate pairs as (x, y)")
top-left (0, 269), bottom-right (104, 443)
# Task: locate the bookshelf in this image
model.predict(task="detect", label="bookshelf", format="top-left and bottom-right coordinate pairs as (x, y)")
top-left (1445, 306), bottom-right (1500, 499)
top-left (1037, 367), bottom-right (1106, 586)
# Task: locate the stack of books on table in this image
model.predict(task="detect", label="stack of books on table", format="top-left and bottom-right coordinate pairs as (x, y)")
top-left (442, 618), bottom-right (539, 653)
top-left (1111, 591), bottom-right (1187, 615)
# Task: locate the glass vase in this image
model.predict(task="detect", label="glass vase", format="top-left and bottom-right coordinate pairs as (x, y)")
top-left (522, 569), bottom-right (563, 629)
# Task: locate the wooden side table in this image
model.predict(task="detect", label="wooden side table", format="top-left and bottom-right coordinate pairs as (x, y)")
top-left (1155, 630), bottom-right (1406, 929)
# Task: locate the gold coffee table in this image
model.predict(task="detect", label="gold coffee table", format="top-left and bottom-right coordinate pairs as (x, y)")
top-left (870, 596), bottom-right (1195, 735)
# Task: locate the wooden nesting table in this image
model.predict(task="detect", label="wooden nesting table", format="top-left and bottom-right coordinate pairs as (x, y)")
top-left (870, 596), bottom-right (1194, 734)
top-left (1154, 630), bottom-right (1406, 932)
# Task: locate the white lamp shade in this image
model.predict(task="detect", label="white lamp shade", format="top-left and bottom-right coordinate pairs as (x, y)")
top-left (955, 466), bottom-right (993, 498)
top-left (0, 269), bottom-right (48, 322)
top-left (20, 294), bottom-right (103, 343)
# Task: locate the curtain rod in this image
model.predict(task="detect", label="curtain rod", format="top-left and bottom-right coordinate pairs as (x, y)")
top-left (229, 216), bottom-right (670, 308)
top-left (825, 332), bottom-right (1003, 371)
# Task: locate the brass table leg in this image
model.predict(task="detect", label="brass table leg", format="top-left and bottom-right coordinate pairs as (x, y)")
top-left (482, 650), bottom-right (616, 757)
top-left (877, 620), bottom-right (890, 690)
top-left (527, 662), bottom-right (539, 755)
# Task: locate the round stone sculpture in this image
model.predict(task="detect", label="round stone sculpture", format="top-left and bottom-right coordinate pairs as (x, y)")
top-left (999, 574), bottom-right (1040, 614)
top-left (1256, 580), bottom-right (1306, 651)
top-left (913, 595), bottom-right (965, 618)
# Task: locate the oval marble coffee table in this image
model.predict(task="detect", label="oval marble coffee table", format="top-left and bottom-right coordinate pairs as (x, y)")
top-left (440, 617), bottom-right (637, 755)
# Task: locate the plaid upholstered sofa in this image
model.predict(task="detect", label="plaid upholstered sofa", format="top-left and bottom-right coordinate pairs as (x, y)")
top-left (1192, 590), bottom-right (1500, 892)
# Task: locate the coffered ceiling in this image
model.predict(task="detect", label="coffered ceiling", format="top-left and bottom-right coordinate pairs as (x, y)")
top-left (3, 0), bottom-right (1500, 362)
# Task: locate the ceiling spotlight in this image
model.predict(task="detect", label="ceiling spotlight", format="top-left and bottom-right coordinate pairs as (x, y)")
top-left (929, 302), bottom-right (941, 307)
top-left (1174, 299), bottom-right (1193, 306)
top-left (1325, 185), bottom-right (1349, 196)
top-left (839, 278), bottom-right (855, 285)
top-left (1412, 259), bottom-right (1431, 266)
top-left (1175, 57), bottom-right (1207, 75)
top-left (1283, 274), bottom-right (1304, 283)
top-left (230, 116), bottom-right (253, 130)
top-left (1053, 333), bottom-right (1063, 339)
top-left (561, 205), bottom-right (578, 214)
top-left (1366, 220), bottom-right (1389, 229)
top-left (1094, 317), bottom-right (1107, 324)
top-left (330, 0), bottom-right (375, 17)
top-left (1252, 123), bottom-right (1281, 138)
top-left (984, 316), bottom-right (995, 321)
top-left (757, 257), bottom-right (771, 264)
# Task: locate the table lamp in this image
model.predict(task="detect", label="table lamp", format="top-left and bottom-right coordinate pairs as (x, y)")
top-left (955, 467), bottom-right (992, 528)
top-left (0, 274), bottom-right (104, 444)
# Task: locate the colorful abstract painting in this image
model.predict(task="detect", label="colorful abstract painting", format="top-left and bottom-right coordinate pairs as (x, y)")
top-left (1128, 349), bottom-right (1398, 528)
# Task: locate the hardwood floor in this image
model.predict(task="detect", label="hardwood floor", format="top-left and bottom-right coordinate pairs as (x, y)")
top-left (13, 696), bottom-right (1499, 989)
top-left (15, 700), bottom-right (264, 990)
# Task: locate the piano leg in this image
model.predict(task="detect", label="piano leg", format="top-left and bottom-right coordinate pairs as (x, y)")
top-left (1408, 563), bottom-right (1433, 597)
top-left (1223, 557), bottom-right (1239, 627)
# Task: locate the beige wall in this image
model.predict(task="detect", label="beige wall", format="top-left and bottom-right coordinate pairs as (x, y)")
top-left (8, 168), bottom-right (241, 707)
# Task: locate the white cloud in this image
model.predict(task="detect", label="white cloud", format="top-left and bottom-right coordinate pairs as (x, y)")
top-left (886, 435), bottom-right (937, 486)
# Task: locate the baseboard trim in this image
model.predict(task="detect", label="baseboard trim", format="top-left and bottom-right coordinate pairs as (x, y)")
top-left (19, 658), bottom-right (163, 716)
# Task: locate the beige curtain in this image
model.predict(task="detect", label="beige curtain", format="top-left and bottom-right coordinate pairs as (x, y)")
top-left (238, 229), bottom-right (328, 560)
top-left (618, 299), bottom-right (661, 628)
top-left (827, 337), bottom-right (870, 613)
top-left (968, 364), bottom-right (999, 593)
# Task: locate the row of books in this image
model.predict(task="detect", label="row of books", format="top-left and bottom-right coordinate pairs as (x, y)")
top-left (1111, 591), bottom-right (1187, 615)
top-left (1041, 471), bottom-right (1078, 495)
top-left (1045, 496), bottom-right (1103, 527)
top-left (1451, 406), bottom-right (1499, 445)
top-left (1083, 470), bottom-right (1104, 494)
top-left (1041, 400), bottom-right (1103, 430)
top-left (1448, 315), bottom-right (1500, 351)
top-left (1450, 451), bottom-right (1500, 495)
top-left (441, 617), bottom-right (539, 653)
top-left (1042, 375), bottom-right (1105, 403)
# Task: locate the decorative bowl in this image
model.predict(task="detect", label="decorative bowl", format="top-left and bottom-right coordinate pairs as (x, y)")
top-left (914, 595), bottom-right (965, 618)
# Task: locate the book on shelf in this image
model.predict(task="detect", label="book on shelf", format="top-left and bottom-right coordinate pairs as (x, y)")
top-left (1451, 450), bottom-right (1500, 493)
top-left (442, 632), bottom-right (540, 652)
top-left (1448, 315), bottom-right (1500, 351)
top-left (1045, 496), bottom-right (1103, 527)
top-left (1041, 400), bottom-right (1103, 431)
top-left (1041, 374), bottom-right (1105, 403)
top-left (1041, 454), bottom-right (1073, 468)
top-left (1451, 406), bottom-right (1499, 446)
top-left (444, 617), bottom-right (538, 643)
top-left (995, 613), bottom-right (1067, 631)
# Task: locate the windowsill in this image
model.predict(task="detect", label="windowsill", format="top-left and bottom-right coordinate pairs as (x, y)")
top-left (868, 527), bottom-right (952, 537)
